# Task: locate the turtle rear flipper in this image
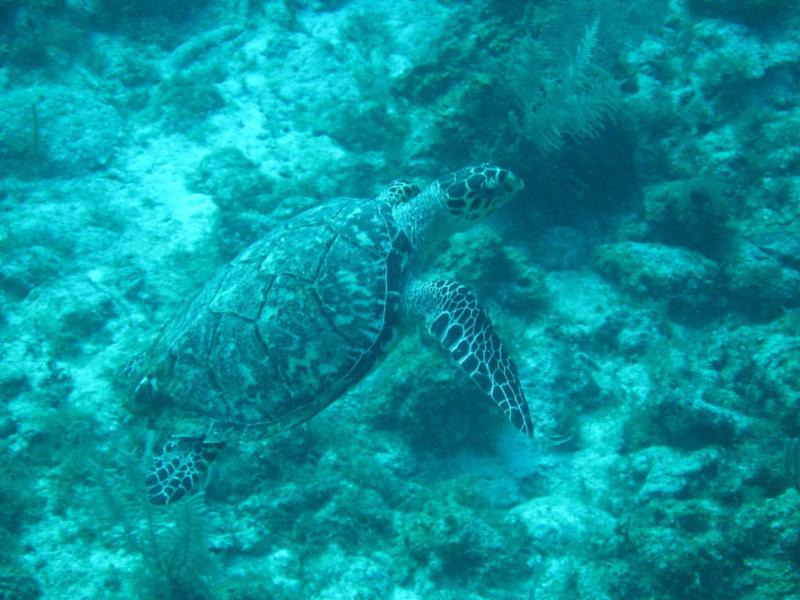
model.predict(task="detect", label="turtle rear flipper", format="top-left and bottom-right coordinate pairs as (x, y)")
top-left (145, 436), bottom-right (226, 505)
top-left (408, 280), bottom-right (533, 436)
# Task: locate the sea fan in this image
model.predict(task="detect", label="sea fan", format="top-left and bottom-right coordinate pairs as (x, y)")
top-left (92, 447), bottom-right (219, 600)
top-left (510, 19), bottom-right (620, 154)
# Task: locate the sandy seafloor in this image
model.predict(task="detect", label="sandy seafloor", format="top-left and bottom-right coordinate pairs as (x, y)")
top-left (1, 0), bottom-right (800, 598)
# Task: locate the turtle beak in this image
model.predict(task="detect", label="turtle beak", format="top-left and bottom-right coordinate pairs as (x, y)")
top-left (487, 168), bottom-right (523, 211)
top-left (502, 169), bottom-right (524, 196)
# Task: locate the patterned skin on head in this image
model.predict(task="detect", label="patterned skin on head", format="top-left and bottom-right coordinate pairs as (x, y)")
top-left (378, 178), bottom-right (420, 206)
top-left (436, 163), bottom-right (524, 220)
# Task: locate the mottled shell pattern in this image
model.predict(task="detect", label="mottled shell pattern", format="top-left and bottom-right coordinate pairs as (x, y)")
top-left (132, 196), bottom-right (412, 439)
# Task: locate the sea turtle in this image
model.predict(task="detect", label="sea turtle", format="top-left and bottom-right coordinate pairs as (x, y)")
top-left (127, 163), bottom-right (533, 505)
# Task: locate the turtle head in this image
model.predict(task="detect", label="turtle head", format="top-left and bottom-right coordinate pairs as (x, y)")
top-left (436, 164), bottom-right (524, 221)
top-left (392, 163), bottom-right (524, 251)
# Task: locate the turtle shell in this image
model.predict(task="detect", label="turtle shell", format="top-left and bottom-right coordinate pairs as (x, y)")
top-left (134, 197), bottom-right (411, 437)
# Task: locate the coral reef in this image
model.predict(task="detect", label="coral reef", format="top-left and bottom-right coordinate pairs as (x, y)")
top-left (1, 0), bottom-right (799, 598)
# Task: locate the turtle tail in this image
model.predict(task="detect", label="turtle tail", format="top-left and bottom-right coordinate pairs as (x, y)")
top-left (145, 436), bottom-right (225, 505)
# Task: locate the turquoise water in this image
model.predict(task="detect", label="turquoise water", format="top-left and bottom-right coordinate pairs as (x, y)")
top-left (1, 1), bottom-right (799, 598)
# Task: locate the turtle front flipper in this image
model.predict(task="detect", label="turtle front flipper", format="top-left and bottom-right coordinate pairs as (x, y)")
top-left (145, 436), bottom-right (226, 505)
top-left (407, 280), bottom-right (533, 436)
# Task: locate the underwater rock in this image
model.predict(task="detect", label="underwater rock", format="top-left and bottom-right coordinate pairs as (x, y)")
top-left (150, 73), bottom-right (225, 132)
top-left (753, 333), bottom-right (800, 412)
top-left (625, 501), bottom-right (728, 597)
top-left (544, 270), bottom-right (622, 344)
top-left (691, 21), bottom-right (770, 89)
top-left (516, 328), bottom-right (606, 440)
top-left (649, 386), bottom-right (750, 448)
top-left (595, 241), bottom-right (720, 318)
top-left (512, 496), bottom-right (617, 555)
top-left (185, 147), bottom-right (277, 255)
top-left (688, 0), bottom-right (795, 25)
top-left (726, 496), bottom-right (800, 594)
top-left (0, 246), bottom-right (62, 301)
top-left (612, 313), bottom-right (658, 356)
top-left (313, 552), bottom-right (395, 599)
top-left (0, 569), bottom-right (41, 600)
top-left (746, 216), bottom-right (800, 271)
top-left (532, 226), bottom-right (592, 271)
top-left (305, 482), bottom-right (393, 550)
top-left (527, 556), bottom-right (615, 600)
top-left (70, 0), bottom-right (209, 21)
top-left (391, 363), bottom-right (495, 453)
top-left (186, 147), bottom-right (274, 212)
top-left (400, 487), bottom-right (530, 587)
top-left (643, 178), bottom-right (730, 251)
top-left (261, 548), bottom-right (301, 596)
top-left (0, 86), bottom-right (122, 178)
top-left (0, 365), bottom-right (29, 405)
top-left (27, 276), bottom-right (117, 357)
top-left (320, 101), bottom-right (409, 153)
top-left (723, 236), bottom-right (800, 317)
top-left (630, 445), bottom-right (720, 500)
top-left (0, 396), bottom-right (18, 440)
top-left (0, 413), bottom-right (17, 439)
